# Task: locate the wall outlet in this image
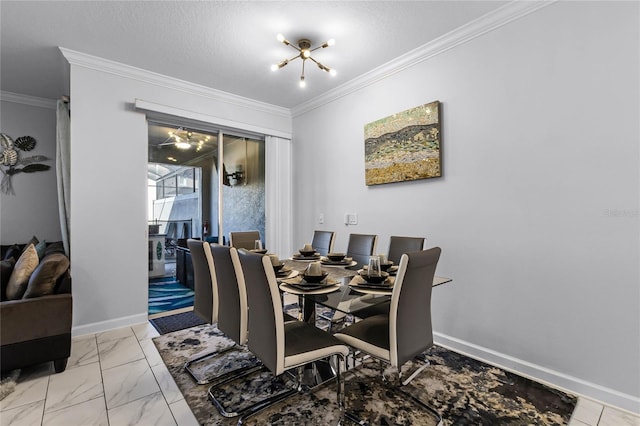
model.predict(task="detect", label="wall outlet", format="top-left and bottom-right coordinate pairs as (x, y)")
top-left (344, 213), bottom-right (358, 225)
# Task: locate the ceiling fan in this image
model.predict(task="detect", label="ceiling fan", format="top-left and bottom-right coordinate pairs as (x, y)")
top-left (157, 127), bottom-right (211, 151)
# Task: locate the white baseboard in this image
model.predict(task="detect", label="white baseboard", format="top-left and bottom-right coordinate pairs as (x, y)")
top-left (72, 312), bottom-right (148, 337)
top-left (433, 332), bottom-right (640, 415)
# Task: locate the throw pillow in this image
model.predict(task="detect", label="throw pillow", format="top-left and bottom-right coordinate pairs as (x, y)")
top-left (3, 244), bottom-right (21, 261)
top-left (43, 241), bottom-right (66, 257)
top-left (35, 240), bottom-right (47, 260)
top-left (23, 253), bottom-right (70, 299)
top-left (1, 258), bottom-right (16, 301)
top-left (22, 236), bottom-right (39, 252)
top-left (5, 244), bottom-right (39, 300)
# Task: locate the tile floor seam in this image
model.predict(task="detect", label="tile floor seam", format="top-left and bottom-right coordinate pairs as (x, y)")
top-left (95, 333), bottom-right (111, 426)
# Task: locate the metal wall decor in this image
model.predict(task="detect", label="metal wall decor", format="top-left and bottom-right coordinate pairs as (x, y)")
top-left (0, 133), bottom-right (50, 195)
top-left (364, 101), bottom-right (442, 185)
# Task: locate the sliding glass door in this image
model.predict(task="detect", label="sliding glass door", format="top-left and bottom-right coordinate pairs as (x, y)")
top-left (147, 121), bottom-right (265, 289)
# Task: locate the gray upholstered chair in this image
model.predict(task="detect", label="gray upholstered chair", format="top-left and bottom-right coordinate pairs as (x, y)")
top-left (229, 230), bottom-right (262, 250)
top-left (185, 242), bottom-right (263, 386)
top-left (311, 230), bottom-right (335, 256)
top-left (346, 233), bottom-right (377, 267)
top-left (232, 250), bottom-right (349, 423)
top-left (387, 236), bottom-right (425, 264)
top-left (349, 236), bottom-right (426, 320)
top-left (335, 248), bottom-right (442, 420)
top-left (184, 239), bottom-right (226, 384)
top-left (187, 239), bottom-right (217, 326)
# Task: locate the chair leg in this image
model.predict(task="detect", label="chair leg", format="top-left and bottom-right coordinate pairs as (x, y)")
top-left (336, 354), bottom-right (346, 425)
top-left (185, 343), bottom-right (260, 385)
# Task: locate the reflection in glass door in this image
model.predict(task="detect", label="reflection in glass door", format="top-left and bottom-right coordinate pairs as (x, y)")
top-left (147, 121), bottom-right (265, 317)
top-left (215, 135), bottom-right (265, 248)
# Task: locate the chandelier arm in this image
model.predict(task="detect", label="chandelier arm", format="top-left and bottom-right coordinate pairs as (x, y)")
top-left (301, 59), bottom-right (306, 79)
top-left (310, 57), bottom-right (328, 70)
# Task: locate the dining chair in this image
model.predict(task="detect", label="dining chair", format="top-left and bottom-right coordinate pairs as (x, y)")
top-left (231, 249), bottom-right (349, 423)
top-left (186, 239), bottom-right (218, 328)
top-left (387, 236), bottom-right (426, 264)
top-left (185, 243), bottom-right (262, 386)
top-left (348, 236), bottom-right (425, 320)
top-left (335, 247), bottom-right (442, 421)
top-left (346, 233), bottom-right (377, 267)
top-left (311, 230), bottom-right (335, 256)
top-left (229, 230), bottom-right (261, 250)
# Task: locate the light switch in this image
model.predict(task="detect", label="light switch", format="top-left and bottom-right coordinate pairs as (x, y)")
top-left (318, 213), bottom-right (324, 224)
top-left (348, 213), bottom-right (358, 225)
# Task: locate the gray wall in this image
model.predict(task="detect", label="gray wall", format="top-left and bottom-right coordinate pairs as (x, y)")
top-left (0, 98), bottom-right (62, 244)
top-left (291, 1), bottom-right (639, 411)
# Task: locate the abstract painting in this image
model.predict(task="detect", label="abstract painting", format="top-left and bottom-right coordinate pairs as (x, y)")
top-left (364, 101), bottom-right (441, 185)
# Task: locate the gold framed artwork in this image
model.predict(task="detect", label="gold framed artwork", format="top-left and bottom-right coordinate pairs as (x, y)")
top-left (364, 101), bottom-right (441, 185)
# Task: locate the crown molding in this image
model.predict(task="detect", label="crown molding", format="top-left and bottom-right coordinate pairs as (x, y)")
top-left (291, 0), bottom-right (556, 117)
top-left (59, 47), bottom-right (291, 120)
top-left (0, 91), bottom-right (57, 109)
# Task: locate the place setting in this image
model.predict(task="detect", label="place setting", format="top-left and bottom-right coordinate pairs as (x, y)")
top-left (349, 255), bottom-right (395, 295)
top-left (268, 254), bottom-right (299, 280)
top-left (319, 252), bottom-right (357, 268)
top-left (280, 261), bottom-right (341, 295)
top-left (289, 243), bottom-right (322, 261)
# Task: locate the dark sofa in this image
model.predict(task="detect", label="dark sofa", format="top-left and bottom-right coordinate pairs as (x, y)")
top-left (1, 241), bottom-right (72, 373)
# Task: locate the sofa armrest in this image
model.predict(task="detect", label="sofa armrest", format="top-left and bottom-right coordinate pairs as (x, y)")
top-left (1, 293), bottom-right (72, 345)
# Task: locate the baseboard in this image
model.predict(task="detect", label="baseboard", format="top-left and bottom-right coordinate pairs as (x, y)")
top-left (433, 332), bottom-right (640, 415)
top-left (72, 312), bottom-right (149, 337)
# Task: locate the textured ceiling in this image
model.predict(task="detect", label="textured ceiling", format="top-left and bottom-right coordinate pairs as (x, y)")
top-left (1, 1), bottom-right (506, 109)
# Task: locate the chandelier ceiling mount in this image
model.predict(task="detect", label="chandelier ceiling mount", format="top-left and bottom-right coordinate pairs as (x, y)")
top-left (271, 33), bottom-right (336, 88)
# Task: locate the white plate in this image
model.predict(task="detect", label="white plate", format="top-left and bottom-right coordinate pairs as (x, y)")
top-left (276, 270), bottom-right (299, 281)
top-left (279, 282), bottom-right (341, 295)
top-left (348, 275), bottom-right (394, 295)
top-left (289, 254), bottom-right (322, 261)
top-left (321, 260), bottom-right (357, 268)
top-left (348, 285), bottom-right (392, 295)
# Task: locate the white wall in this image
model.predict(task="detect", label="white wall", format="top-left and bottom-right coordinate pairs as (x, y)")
top-left (292, 2), bottom-right (639, 411)
top-left (65, 55), bottom-right (292, 335)
top-left (0, 96), bottom-right (62, 244)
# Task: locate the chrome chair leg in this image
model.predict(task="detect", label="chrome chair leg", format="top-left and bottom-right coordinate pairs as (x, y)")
top-left (184, 343), bottom-right (259, 385)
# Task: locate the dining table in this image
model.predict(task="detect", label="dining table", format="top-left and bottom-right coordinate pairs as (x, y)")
top-left (277, 255), bottom-right (452, 326)
top-left (272, 254), bottom-right (451, 388)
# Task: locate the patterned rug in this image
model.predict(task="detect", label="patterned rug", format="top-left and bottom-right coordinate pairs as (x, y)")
top-left (153, 324), bottom-right (577, 425)
top-left (148, 277), bottom-right (194, 315)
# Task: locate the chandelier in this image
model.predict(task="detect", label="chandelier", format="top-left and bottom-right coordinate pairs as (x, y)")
top-left (270, 33), bottom-right (336, 88)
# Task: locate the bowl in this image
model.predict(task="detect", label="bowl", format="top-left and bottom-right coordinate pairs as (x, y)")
top-left (299, 249), bottom-right (316, 257)
top-left (359, 271), bottom-right (389, 284)
top-left (380, 261), bottom-right (394, 271)
top-left (326, 252), bottom-right (346, 261)
top-left (272, 263), bottom-right (285, 272)
top-left (302, 271), bottom-right (328, 283)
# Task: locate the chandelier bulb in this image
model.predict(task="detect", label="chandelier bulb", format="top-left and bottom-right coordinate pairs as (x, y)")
top-left (330, 69), bottom-right (337, 76)
top-left (276, 33), bottom-right (285, 42)
top-left (299, 76), bottom-right (306, 88)
top-left (270, 64), bottom-right (278, 71)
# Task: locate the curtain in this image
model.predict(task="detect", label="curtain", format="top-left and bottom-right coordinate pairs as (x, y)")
top-left (56, 100), bottom-right (71, 257)
top-left (264, 136), bottom-right (293, 257)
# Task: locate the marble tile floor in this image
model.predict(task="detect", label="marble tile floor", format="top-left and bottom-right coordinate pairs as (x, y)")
top-left (1, 320), bottom-right (639, 426)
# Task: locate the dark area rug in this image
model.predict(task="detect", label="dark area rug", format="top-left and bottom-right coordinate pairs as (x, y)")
top-left (150, 310), bottom-right (206, 334)
top-left (153, 324), bottom-right (577, 425)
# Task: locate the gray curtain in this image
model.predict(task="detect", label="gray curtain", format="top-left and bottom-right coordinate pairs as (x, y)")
top-left (56, 100), bottom-right (71, 256)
